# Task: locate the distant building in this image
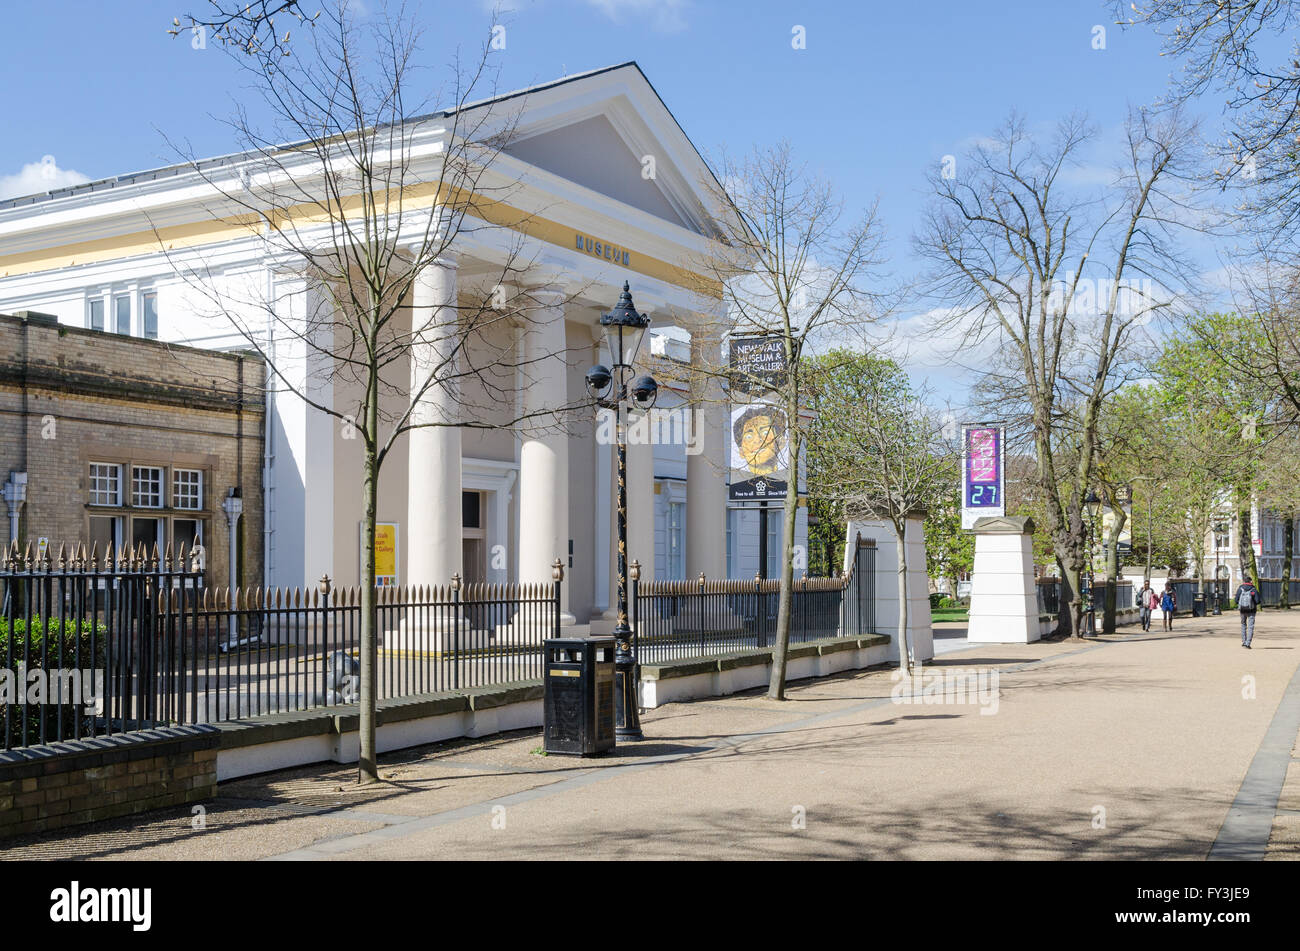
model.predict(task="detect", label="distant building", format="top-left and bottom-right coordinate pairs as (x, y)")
top-left (1204, 504), bottom-right (1298, 586)
top-left (0, 310), bottom-right (264, 590)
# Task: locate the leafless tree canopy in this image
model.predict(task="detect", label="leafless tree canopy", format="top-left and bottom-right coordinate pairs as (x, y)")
top-left (688, 142), bottom-right (890, 697)
top-left (163, 1), bottom-right (589, 467)
top-left (913, 108), bottom-right (1204, 636)
top-left (1117, 0), bottom-right (1300, 248)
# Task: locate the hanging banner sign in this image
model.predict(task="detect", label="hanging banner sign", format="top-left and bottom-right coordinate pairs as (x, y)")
top-left (961, 423), bottom-right (1005, 530)
top-left (729, 335), bottom-right (788, 396)
top-left (729, 334), bottom-right (790, 501)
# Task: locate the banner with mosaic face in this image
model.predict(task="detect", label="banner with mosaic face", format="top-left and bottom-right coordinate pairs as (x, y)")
top-left (728, 401), bottom-right (790, 501)
top-left (961, 424), bottom-right (1005, 529)
top-left (729, 334), bottom-right (790, 501)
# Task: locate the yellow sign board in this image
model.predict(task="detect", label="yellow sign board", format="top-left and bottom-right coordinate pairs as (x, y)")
top-left (361, 522), bottom-right (399, 586)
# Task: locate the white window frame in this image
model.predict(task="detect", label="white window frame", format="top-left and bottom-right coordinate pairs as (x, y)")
top-left (131, 465), bottom-right (165, 509)
top-left (140, 289), bottom-right (159, 339)
top-left (113, 293), bottom-right (132, 335)
top-left (88, 463), bottom-right (122, 507)
top-left (86, 293), bottom-right (106, 332)
top-left (172, 468), bottom-right (203, 510)
top-left (667, 501), bottom-right (685, 580)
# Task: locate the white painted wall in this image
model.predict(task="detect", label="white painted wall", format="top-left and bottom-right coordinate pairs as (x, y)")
top-left (845, 515), bottom-right (933, 664)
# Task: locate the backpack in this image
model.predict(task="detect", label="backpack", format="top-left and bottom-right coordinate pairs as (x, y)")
top-left (1239, 586), bottom-right (1257, 611)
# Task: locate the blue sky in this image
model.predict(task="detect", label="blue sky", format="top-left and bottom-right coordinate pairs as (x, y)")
top-left (0, 0), bottom-right (1236, 395)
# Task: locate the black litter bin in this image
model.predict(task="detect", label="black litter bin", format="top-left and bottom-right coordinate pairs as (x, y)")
top-left (543, 636), bottom-right (616, 756)
top-left (1192, 594), bottom-right (1206, 617)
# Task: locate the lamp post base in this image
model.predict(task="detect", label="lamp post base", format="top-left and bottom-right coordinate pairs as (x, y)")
top-left (612, 627), bottom-right (642, 740)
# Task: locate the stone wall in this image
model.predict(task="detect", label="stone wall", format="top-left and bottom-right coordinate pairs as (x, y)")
top-left (0, 725), bottom-right (218, 839)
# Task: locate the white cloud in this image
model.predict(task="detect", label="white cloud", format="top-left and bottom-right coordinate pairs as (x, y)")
top-left (582, 0), bottom-right (688, 33)
top-left (0, 157), bottom-right (90, 201)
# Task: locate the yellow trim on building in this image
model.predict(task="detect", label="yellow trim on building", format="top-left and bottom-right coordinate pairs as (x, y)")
top-left (0, 183), bottom-right (722, 298)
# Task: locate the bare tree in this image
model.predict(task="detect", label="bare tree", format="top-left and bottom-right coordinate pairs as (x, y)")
top-left (167, 1), bottom-right (584, 782)
top-left (806, 356), bottom-right (949, 671)
top-left (915, 108), bottom-right (1203, 638)
top-left (689, 142), bottom-right (888, 700)
top-left (1116, 0), bottom-right (1300, 247)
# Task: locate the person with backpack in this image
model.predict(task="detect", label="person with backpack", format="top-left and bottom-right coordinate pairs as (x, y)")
top-left (1160, 583), bottom-right (1177, 631)
top-left (1138, 580), bottom-right (1158, 632)
top-left (1235, 578), bottom-right (1260, 648)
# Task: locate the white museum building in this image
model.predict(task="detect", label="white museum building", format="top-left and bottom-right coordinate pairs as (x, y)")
top-left (0, 62), bottom-right (807, 630)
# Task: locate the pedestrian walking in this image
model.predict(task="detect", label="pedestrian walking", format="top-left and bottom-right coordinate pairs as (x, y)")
top-left (1160, 582), bottom-right (1177, 632)
top-left (1138, 580), bottom-right (1158, 632)
top-left (1235, 578), bottom-right (1260, 648)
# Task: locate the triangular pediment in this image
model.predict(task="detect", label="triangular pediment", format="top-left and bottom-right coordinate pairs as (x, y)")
top-left (472, 63), bottom-right (720, 238)
top-left (506, 114), bottom-right (691, 229)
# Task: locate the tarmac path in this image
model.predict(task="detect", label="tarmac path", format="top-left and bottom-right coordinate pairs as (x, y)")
top-left (3, 610), bottom-right (1298, 860)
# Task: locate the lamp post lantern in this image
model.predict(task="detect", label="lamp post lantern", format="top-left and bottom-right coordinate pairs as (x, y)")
top-left (586, 282), bottom-right (656, 740)
top-left (1214, 519), bottom-right (1229, 614)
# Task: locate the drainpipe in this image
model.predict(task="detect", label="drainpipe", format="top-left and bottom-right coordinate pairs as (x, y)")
top-left (3, 471), bottom-right (26, 546)
top-left (222, 489), bottom-right (244, 647)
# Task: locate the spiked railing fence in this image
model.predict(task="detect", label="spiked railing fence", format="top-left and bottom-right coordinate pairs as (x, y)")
top-left (0, 541), bottom-right (563, 751)
top-left (630, 541), bottom-right (878, 665)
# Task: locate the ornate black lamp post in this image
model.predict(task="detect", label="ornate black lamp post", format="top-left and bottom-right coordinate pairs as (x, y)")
top-left (585, 282), bottom-right (657, 740)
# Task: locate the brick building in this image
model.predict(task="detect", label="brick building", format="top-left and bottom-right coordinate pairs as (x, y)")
top-left (0, 310), bottom-right (264, 590)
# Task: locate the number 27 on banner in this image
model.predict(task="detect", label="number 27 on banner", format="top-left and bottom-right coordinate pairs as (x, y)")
top-left (961, 424), bottom-right (1005, 529)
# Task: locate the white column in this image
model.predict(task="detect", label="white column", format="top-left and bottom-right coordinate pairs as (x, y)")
top-left (406, 257), bottom-right (462, 586)
top-left (518, 289), bottom-right (573, 620)
top-left (267, 277), bottom-right (333, 589)
top-left (686, 327), bottom-right (727, 579)
top-left (626, 417), bottom-right (656, 585)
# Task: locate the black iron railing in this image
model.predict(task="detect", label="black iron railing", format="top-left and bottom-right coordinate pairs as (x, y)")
top-left (1036, 578), bottom-right (1060, 617)
top-left (631, 542), bottom-right (877, 665)
top-left (1, 543), bottom-right (562, 750)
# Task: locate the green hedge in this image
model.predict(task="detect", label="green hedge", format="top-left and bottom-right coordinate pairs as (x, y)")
top-left (1, 615), bottom-right (108, 748)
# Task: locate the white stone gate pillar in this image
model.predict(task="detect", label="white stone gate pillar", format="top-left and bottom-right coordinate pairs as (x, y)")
top-left (967, 515), bottom-right (1039, 643)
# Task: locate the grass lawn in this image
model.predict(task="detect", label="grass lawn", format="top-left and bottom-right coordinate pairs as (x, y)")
top-left (931, 607), bottom-right (969, 623)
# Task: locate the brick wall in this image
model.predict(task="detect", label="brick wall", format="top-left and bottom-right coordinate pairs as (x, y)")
top-left (0, 725), bottom-right (218, 839)
top-left (0, 312), bottom-right (265, 591)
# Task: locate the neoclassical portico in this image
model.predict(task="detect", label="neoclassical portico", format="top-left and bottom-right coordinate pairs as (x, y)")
top-left (0, 61), bottom-right (741, 629)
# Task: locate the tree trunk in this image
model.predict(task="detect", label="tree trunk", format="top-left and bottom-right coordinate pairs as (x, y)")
top-left (1059, 563), bottom-right (1085, 638)
top-left (358, 390), bottom-right (380, 784)
top-left (1282, 515), bottom-right (1293, 609)
top-left (1238, 495), bottom-right (1260, 589)
top-left (766, 430), bottom-right (802, 700)
top-left (895, 520), bottom-right (912, 672)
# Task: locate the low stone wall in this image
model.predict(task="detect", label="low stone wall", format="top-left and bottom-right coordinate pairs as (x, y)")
top-left (0, 725), bottom-right (218, 840)
top-left (0, 639), bottom-right (898, 820)
top-left (215, 681), bottom-right (544, 781)
top-left (639, 634), bottom-right (892, 708)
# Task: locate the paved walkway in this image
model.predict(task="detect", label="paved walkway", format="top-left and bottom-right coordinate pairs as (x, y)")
top-left (3, 611), bottom-right (1299, 860)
